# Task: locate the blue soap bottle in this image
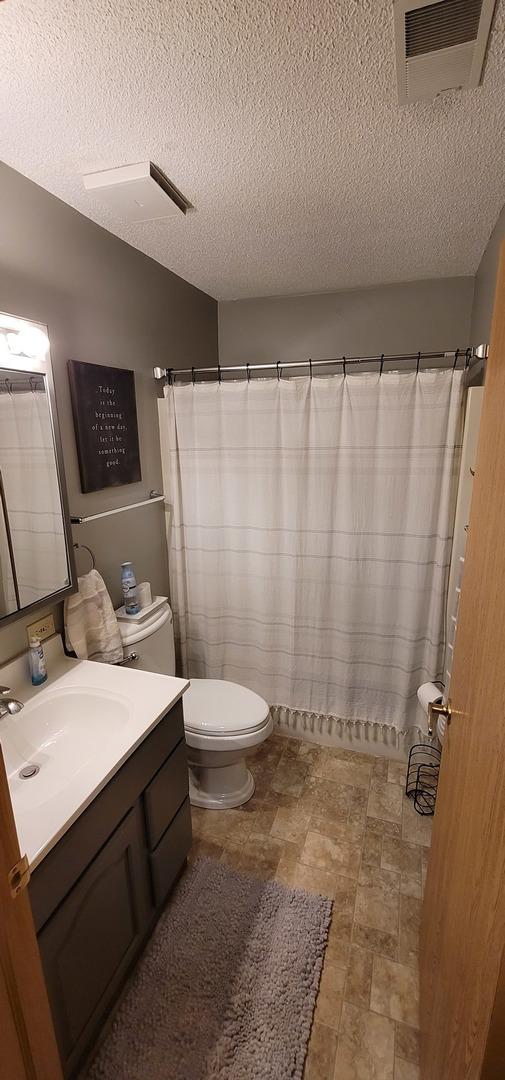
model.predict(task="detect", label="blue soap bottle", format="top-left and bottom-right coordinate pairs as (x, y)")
top-left (29, 637), bottom-right (48, 686)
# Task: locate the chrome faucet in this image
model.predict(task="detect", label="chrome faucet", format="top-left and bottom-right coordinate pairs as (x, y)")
top-left (0, 686), bottom-right (24, 717)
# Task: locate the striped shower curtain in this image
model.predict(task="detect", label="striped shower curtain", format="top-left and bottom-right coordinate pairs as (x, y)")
top-left (159, 370), bottom-right (464, 734)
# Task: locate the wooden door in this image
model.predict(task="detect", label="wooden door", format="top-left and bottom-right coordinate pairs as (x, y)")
top-left (421, 243), bottom-right (505, 1078)
top-left (0, 746), bottom-right (62, 1080)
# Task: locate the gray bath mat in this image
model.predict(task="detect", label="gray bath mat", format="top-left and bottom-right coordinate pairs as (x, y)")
top-left (86, 856), bottom-right (332, 1080)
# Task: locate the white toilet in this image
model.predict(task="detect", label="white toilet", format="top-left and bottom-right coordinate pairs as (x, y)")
top-left (117, 598), bottom-right (273, 809)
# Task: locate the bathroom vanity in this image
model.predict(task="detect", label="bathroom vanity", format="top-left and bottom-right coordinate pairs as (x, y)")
top-left (30, 700), bottom-right (191, 1076)
top-left (0, 639), bottom-right (192, 1078)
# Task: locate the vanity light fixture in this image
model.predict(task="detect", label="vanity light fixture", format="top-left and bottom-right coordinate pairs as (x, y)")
top-left (0, 313), bottom-right (49, 370)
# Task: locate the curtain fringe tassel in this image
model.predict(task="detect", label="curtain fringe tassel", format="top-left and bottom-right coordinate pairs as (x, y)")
top-left (270, 704), bottom-right (426, 760)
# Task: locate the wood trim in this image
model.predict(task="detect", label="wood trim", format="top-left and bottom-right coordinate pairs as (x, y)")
top-left (0, 747), bottom-right (63, 1080)
top-left (420, 241), bottom-right (505, 1077)
top-left (482, 946), bottom-right (505, 1079)
top-left (0, 948), bottom-right (37, 1080)
top-left (0, 959), bottom-right (27, 1080)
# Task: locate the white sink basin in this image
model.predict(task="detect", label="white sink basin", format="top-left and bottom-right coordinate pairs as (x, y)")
top-left (5, 686), bottom-right (130, 770)
top-left (4, 686), bottom-right (132, 811)
top-left (0, 635), bottom-right (189, 869)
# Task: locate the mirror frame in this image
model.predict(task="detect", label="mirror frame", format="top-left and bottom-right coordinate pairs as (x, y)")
top-left (0, 310), bottom-right (76, 627)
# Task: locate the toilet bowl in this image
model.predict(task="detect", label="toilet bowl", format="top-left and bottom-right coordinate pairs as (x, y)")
top-left (183, 678), bottom-right (273, 807)
top-left (117, 598), bottom-right (272, 808)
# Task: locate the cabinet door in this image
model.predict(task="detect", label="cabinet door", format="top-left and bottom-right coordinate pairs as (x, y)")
top-left (149, 797), bottom-right (192, 907)
top-left (38, 804), bottom-right (151, 1077)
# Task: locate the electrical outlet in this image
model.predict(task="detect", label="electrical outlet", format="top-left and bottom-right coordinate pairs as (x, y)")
top-left (26, 613), bottom-right (55, 644)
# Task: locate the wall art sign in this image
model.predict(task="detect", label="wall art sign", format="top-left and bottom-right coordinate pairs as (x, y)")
top-left (68, 359), bottom-right (141, 493)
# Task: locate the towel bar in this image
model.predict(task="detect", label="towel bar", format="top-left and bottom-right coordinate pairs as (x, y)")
top-left (71, 491), bottom-right (164, 525)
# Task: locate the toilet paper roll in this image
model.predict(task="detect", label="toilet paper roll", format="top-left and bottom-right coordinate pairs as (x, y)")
top-left (417, 681), bottom-right (443, 716)
top-left (137, 581), bottom-right (152, 609)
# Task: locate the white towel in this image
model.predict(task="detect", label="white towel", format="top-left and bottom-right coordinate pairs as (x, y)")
top-left (64, 569), bottom-right (123, 664)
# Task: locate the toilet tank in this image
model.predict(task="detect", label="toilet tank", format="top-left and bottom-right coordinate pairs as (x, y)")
top-left (117, 599), bottom-right (176, 676)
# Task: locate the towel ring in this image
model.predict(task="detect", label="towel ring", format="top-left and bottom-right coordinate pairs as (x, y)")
top-left (73, 542), bottom-right (95, 571)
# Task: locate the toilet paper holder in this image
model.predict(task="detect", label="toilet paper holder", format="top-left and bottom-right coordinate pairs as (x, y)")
top-left (428, 700), bottom-right (452, 738)
top-left (406, 743), bottom-right (442, 816)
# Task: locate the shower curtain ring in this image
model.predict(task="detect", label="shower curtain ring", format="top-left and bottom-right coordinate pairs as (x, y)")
top-left (246, 363), bottom-right (251, 382)
top-left (453, 349), bottom-right (459, 370)
top-left (380, 354), bottom-right (384, 375)
top-left (277, 362), bottom-right (281, 381)
top-left (191, 367), bottom-right (195, 385)
top-left (218, 363), bottom-right (222, 384)
top-left (342, 356), bottom-right (346, 376)
top-left (465, 348), bottom-right (471, 369)
top-left (416, 352), bottom-right (421, 374)
top-left (309, 358), bottom-right (313, 379)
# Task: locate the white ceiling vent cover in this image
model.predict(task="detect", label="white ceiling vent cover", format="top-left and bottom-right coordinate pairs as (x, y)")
top-left (394, 0), bottom-right (497, 103)
top-left (82, 162), bottom-right (191, 223)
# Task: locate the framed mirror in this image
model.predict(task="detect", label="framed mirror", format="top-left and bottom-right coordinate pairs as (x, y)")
top-left (0, 311), bottom-right (76, 625)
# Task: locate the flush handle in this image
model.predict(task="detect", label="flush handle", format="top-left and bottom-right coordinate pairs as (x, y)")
top-left (115, 652), bottom-right (139, 666)
top-left (428, 700), bottom-right (452, 738)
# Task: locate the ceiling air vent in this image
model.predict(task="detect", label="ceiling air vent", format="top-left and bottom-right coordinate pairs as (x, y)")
top-left (394, 0), bottom-right (496, 103)
top-left (82, 162), bottom-right (191, 224)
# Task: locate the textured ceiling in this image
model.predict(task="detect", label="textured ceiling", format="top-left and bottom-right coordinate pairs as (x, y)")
top-left (1, 0), bottom-right (505, 300)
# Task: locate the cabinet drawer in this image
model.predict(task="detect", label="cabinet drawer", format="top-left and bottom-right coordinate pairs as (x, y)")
top-left (149, 798), bottom-right (192, 907)
top-left (144, 738), bottom-right (189, 849)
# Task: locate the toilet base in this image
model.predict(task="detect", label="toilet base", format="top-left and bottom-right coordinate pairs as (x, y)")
top-left (187, 751), bottom-right (256, 809)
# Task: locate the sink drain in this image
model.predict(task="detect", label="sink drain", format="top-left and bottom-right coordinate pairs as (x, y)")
top-left (19, 763), bottom-right (40, 779)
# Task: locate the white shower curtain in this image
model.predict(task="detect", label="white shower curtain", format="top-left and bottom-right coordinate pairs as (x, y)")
top-left (159, 370), bottom-right (464, 734)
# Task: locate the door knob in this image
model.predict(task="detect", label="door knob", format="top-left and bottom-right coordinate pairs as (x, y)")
top-left (428, 700), bottom-right (452, 738)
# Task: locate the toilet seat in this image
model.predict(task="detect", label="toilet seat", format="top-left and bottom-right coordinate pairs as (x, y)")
top-left (183, 678), bottom-right (273, 754)
top-left (183, 678), bottom-right (269, 736)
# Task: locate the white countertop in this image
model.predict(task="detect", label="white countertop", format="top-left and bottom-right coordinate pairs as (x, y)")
top-left (0, 636), bottom-right (189, 870)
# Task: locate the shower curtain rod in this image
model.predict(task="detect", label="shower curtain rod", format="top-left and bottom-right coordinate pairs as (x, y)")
top-left (153, 345), bottom-right (488, 383)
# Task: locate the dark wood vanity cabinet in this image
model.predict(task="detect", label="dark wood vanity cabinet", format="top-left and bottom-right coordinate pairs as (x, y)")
top-left (29, 700), bottom-right (192, 1078)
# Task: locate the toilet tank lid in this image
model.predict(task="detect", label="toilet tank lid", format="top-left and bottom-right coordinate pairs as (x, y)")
top-left (116, 595), bottom-right (168, 623)
top-left (118, 601), bottom-right (172, 645)
top-left (183, 679), bottom-right (270, 736)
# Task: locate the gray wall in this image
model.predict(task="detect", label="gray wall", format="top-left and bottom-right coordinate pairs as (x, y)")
top-left (471, 204), bottom-right (505, 344)
top-left (0, 162), bottom-right (217, 662)
top-left (219, 277), bottom-right (474, 366)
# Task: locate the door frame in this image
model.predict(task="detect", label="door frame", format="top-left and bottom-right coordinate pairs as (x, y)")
top-left (0, 744), bottom-right (62, 1080)
top-left (420, 241), bottom-right (505, 1078)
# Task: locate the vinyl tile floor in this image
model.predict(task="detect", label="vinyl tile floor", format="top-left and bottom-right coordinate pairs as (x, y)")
top-left (190, 734), bottom-right (432, 1080)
